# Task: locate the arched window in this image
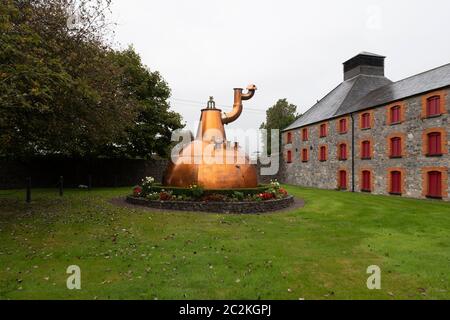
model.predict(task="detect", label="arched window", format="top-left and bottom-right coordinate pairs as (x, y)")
top-left (339, 143), bottom-right (347, 160)
top-left (426, 96), bottom-right (441, 117)
top-left (427, 132), bottom-right (442, 156)
top-left (361, 113), bottom-right (371, 129)
top-left (390, 171), bottom-right (402, 194)
top-left (287, 150), bottom-right (292, 163)
top-left (390, 137), bottom-right (402, 158)
top-left (361, 170), bottom-right (371, 192)
top-left (390, 106), bottom-right (401, 124)
top-left (427, 171), bottom-right (442, 198)
top-left (361, 140), bottom-right (371, 159)
top-left (339, 170), bottom-right (347, 190)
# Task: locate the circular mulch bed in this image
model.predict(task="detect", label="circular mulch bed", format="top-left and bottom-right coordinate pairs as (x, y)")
top-left (111, 195), bottom-right (304, 214)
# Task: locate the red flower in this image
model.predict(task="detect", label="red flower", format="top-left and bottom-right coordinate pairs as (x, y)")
top-left (159, 192), bottom-right (172, 201)
top-left (259, 192), bottom-right (274, 200)
top-left (133, 186), bottom-right (142, 197)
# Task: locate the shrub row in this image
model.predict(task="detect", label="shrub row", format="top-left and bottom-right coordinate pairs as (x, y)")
top-left (149, 184), bottom-right (270, 197)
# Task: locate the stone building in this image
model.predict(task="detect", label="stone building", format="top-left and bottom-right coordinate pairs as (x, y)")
top-left (282, 52), bottom-right (450, 201)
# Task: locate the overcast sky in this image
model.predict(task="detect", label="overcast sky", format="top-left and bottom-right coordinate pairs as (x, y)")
top-left (110, 0), bottom-right (450, 152)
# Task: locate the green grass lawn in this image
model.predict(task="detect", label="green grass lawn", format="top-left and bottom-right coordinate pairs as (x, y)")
top-left (0, 185), bottom-right (449, 300)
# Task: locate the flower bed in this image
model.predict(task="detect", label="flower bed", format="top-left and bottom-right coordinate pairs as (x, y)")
top-left (126, 195), bottom-right (295, 214)
top-left (127, 177), bottom-right (295, 213)
top-left (131, 177), bottom-right (289, 203)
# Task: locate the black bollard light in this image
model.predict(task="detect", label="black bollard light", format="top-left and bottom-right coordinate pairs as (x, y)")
top-left (88, 174), bottom-right (92, 190)
top-left (59, 176), bottom-right (64, 196)
top-left (26, 177), bottom-right (31, 203)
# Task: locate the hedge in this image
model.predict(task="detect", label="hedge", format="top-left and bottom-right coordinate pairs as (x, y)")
top-left (147, 184), bottom-right (270, 196)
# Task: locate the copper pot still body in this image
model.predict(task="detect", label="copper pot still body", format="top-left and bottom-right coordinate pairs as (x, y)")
top-left (163, 85), bottom-right (258, 189)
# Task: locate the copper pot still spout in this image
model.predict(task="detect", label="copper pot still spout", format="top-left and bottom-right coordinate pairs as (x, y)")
top-left (163, 85), bottom-right (259, 189)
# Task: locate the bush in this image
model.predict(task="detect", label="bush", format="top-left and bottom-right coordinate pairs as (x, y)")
top-left (149, 185), bottom-right (270, 197)
top-left (232, 191), bottom-right (244, 201)
top-left (189, 184), bottom-right (204, 199)
top-left (141, 176), bottom-right (155, 195)
top-left (146, 192), bottom-right (160, 201)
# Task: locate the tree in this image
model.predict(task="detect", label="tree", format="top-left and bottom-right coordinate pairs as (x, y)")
top-left (100, 47), bottom-right (184, 158)
top-left (260, 99), bottom-right (300, 155)
top-left (0, 0), bottom-right (183, 159)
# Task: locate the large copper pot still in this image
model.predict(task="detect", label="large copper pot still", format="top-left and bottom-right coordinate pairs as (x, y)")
top-left (163, 85), bottom-right (258, 189)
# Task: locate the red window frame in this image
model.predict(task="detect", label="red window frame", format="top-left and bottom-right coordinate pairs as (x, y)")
top-left (287, 132), bottom-right (292, 144)
top-left (301, 148), bottom-right (308, 162)
top-left (339, 118), bottom-right (347, 133)
top-left (362, 170), bottom-right (371, 192)
top-left (390, 137), bottom-right (402, 158)
top-left (390, 106), bottom-right (401, 124)
top-left (319, 124), bottom-right (327, 137)
top-left (339, 143), bottom-right (347, 160)
top-left (427, 132), bottom-right (442, 156)
top-left (339, 170), bottom-right (347, 190)
top-left (319, 146), bottom-right (327, 161)
top-left (287, 150), bottom-right (292, 163)
top-left (361, 113), bottom-right (371, 129)
top-left (302, 128), bottom-right (308, 141)
top-left (427, 171), bottom-right (442, 198)
top-left (361, 140), bottom-right (371, 159)
top-left (426, 96), bottom-right (441, 117)
top-left (390, 171), bottom-right (402, 194)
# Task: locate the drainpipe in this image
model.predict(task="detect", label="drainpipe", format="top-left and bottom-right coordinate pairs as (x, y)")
top-left (350, 113), bottom-right (355, 192)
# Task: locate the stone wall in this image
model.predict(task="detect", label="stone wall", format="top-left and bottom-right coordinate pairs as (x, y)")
top-left (126, 195), bottom-right (295, 214)
top-left (282, 88), bottom-right (450, 201)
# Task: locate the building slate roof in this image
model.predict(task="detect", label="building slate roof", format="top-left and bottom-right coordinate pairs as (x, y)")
top-left (283, 62), bottom-right (450, 131)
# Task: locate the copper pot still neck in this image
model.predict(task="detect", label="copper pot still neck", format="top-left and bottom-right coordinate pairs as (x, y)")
top-left (163, 84), bottom-right (259, 189)
top-left (222, 84), bottom-right (257, 125)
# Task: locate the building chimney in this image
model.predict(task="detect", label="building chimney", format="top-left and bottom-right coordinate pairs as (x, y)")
top-left (343, 52), bottom-right (386, 81)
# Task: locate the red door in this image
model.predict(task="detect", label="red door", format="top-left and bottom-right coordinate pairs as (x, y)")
top-left (428, 133), bottom-right (441, 155)
top-left (320, 124), bottom-right (327, 137)
top-left (427, 96), bottom-right (440, 116)
top-left (391, 106), bottom-right (400, 123)
top-left (362, 141), bottom-right (371, 159)
top-left (287, 150), bottom-right (292, 163)
top-left (302, 148), bottom-right (308, 162)
top-left (339, 170), bottom-right (347, 189)
top-left (287, 132), bottom-right (292, 144)
top-left (362, 171), bottom-right (371, 191)
top-left (362, 113), bottom-right (370, 128)
top-left (340, 119), bottom-right (347, 133)
top-left (340, 144), bottom-right (347, 160)
top-left (428, 171), bottom-right (442, 198)
top-left (302, 128), bottom-right (308, 141)
top-left (391, 137), bottom-right (401, 157)
top-left (391, 171), bottom-right (401, 194)
top-left (320, 146), bottom-right (326, 161)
